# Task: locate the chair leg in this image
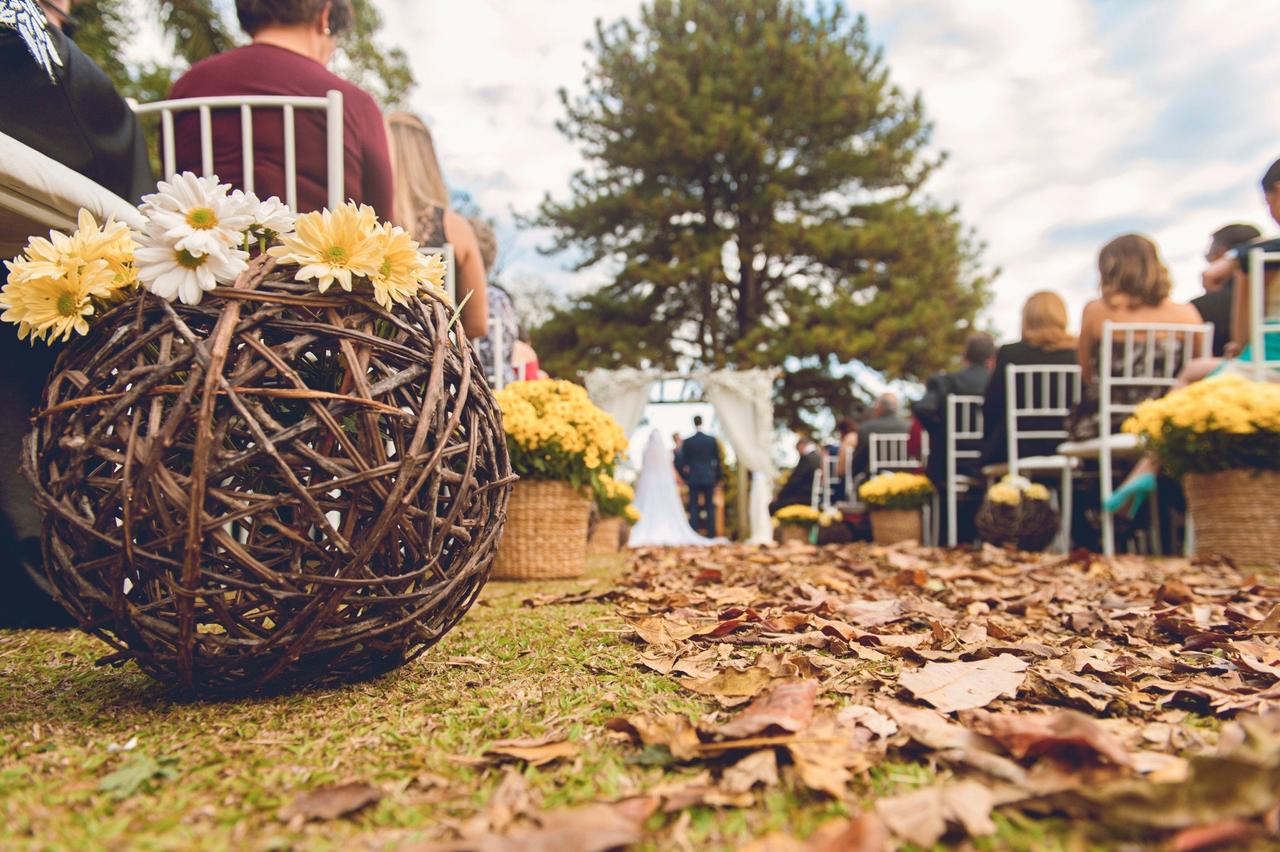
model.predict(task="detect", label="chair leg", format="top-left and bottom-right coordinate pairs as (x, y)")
top-left (1148, 481), bottom-right (1163, 557)
top-left (1058, 467), bottom-right (1073, 554)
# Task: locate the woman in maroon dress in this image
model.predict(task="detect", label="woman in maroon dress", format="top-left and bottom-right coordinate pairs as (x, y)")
top-left (168, 0), bottom-right (395, 219)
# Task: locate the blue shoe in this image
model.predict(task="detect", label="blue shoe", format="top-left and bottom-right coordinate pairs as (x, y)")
top-left (1105, 473), bottom-right (1155, 517)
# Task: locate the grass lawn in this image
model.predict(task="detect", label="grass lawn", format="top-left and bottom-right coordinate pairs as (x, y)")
top-left (0, 555), bottom-right (867, 850)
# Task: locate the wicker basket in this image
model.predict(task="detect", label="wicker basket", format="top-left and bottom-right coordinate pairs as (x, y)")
top-left (777, 525), bottom-right (811, 545)
top-left (871, 508), bottom-right (922, 545)
top-left (589, 516), bottom-right (626, 554)
top-left (492, 480), bottom-right (591, 579)
top-left (1184, 469), bottom-right (1280, 568)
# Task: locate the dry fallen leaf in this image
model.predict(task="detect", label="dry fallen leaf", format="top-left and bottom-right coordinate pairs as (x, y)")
top-left (875, 780), bottom-right (997, 847)
top-left (897, 654), bottom-right (1028, 712)
top-left (606, 713), bottom-right (702, 761)
top-left (720, 749), bottom-right (779, 794)
top-left (418, 796), bottom-right (659, 852)
top-left (483, 735), bottom-right (578, 767)
top-left (960, 708), bottom-right (1133, 768)
top-left (715, 679), bottom-right (818, 739)
top-left (278, 781), bottom-right (382, 822)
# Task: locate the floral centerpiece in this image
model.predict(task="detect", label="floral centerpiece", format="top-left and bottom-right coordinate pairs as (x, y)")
top-left (771, 504), bottom-right (840, 544)
top-left (5, 173), bottom-right (511, 695)
top-left (590, 473), bottom-right (638, 554)
top-left (1124, 374), bottom-right (1280, 566)
top-left (858, 472), bottom-right (934, 545)
top-left (494, 379), bottom-right (629, 577)
top-left (975, 475), bottom-right (1058, 552)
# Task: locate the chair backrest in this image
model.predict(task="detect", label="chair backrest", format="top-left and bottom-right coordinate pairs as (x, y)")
top-left (1004, 364), bottom-right (1081, 476)
top-left (1099, 321), bottom-right (1213, 434)
top-left (132, 91), bottom-right (345, 211)
top-left (810, 455), bottom-right (833, 510)
top-left (869, 432), bottom-right (924, 475)
top-left (1247, 248), bottom-right (1280, 381)
top-left (945, 395), bottom-right (985, 475)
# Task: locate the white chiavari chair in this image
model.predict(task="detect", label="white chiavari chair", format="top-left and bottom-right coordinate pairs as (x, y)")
top-left (945, 395), bottom-right (984, 547)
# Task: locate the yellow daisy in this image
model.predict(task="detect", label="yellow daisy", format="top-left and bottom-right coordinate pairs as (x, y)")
top-left (268, 203), bottom-right (380, 293)
top-left (368, 223), bottom-right (428, 309)
top-left (0, 260), bottom-right (115, 343)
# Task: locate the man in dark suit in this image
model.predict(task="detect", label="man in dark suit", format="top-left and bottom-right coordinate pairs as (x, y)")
top-left (849, 393), bottom-right (911, 478)
top-left (678, 416), bottom-right (722, 537)
top-left (1193, 223), bottom-right (1261, 357)
top-left (769, 435), bottom-right (823, 515)
top-left (911, 332), bottom-right (996, 486)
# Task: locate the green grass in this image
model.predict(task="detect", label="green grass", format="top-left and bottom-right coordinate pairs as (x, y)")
top-left (0, 555), bottom-right (1097, 850)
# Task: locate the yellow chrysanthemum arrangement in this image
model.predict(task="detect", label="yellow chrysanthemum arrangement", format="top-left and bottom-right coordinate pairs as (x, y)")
top-left (1123, 374), bottom-right (1280, 477)
top-left (1, 211), bottom-right (137, 342)
top-left (2, 175), bottom-right (451, 345)
top-left (858, 472), bottom-right (934, 510)
top-left (986, 475), bottom-right (1051, 506)
top-left (495, 379), bottom-right (630, 495)
top-left (773, 504), bottom-right (822, 527)
top-left (596, 472), bottom-right (639, 522)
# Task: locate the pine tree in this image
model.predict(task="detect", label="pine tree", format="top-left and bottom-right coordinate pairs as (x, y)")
top-left (530, 0), bottom-right (993, 424)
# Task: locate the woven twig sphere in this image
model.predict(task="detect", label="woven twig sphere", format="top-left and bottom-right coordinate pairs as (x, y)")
top-left (24, 258), bottom-right (512, 695)
top-left (976, 498), bottom-right (1058, 552)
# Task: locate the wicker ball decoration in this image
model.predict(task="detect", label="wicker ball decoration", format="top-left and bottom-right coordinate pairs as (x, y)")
top-left (24, 257), bottom-right (513, 695)
top-left (976, 498), bottom-right (1058, 552)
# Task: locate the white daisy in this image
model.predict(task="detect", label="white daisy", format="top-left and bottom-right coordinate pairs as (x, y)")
top-left (230, 190), bottom-right (297, 241)
top-left (141, 173), bottom-right (253, 258)
top-left (134, 224), bottom-right (248, 306)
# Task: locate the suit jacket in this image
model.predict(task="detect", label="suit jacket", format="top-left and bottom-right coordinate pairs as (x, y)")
top-left (911, 363), bottom-right (992, 482)
top-left (0, 26), bottom-right (153, 204)
top-left (679, 431), bottom-right (721, 488)
top-left (850, 413), bottom-right (911, 477)
top-left (980, 341), bottom-right (1079, 465)
top-left (1191, 284), bottom-right (1232, 357)
top-left (771, 450), bottom-right (822, 512)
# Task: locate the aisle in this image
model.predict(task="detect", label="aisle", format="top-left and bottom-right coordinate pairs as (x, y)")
top-left (2, 546), bottom-right (1277, 849)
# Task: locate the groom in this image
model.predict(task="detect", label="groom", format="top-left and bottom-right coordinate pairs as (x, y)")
top-left (678, 416), bottom-right (722, 537)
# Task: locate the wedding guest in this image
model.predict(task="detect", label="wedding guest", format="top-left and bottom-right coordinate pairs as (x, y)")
top-left (981, 292), bottom-right (1079, 466)
top-left (169, 0), bottom-right (394, 218)
top-left (0, 0), bottom-right (149, 627)
top-left (912, 332), bottom-right (995, 483)
top-left (849, 393), bottom-right (910, 477)
top-left (770, 435), bottom-right (822, 515)
top-left (829, 418), bottom-right (858, 502)
top-left (385, 112), bottom-right (489, 338)
top-left (0, 0), bottom-right (152, 203)
top-left (678, 416), bottom-right (722, 537)
top-left (1193, 223), bottom-right (1261, 357)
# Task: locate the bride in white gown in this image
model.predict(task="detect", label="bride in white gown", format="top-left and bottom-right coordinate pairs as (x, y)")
top-left (628, 429), bottom-right (722, 547)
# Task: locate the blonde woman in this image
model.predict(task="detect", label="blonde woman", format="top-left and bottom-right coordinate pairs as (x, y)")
top-left (384, 112), bottom-right (488, 338)
top-left (980, 291), bottom-right (1079, 466)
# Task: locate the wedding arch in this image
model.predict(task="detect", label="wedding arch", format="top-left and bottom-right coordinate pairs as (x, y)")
top-left (583, 367), bottom-right (779, 546)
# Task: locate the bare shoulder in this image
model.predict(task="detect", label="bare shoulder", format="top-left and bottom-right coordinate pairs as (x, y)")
top-left (444, 210), bottom-right (479, 255)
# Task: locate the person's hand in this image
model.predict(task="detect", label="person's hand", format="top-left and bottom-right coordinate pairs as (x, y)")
top-left (1224, 341), bottom-right (1243, 358)
top-left (1202, 255), bottom-right (1236, 293)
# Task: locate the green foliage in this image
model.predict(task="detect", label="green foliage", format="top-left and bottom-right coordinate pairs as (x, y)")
top-left (71, 0), bottom-right (414, 109)
top-left (97, 753), bottom-right (178, 800)
top-left (1147, 425), bottom-right (1280, 479)
top-left (530, 0), bottom-right (993, 423)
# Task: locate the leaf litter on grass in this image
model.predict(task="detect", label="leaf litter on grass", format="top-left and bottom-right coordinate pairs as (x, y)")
top-left (520, 541), bottom-right (1280, 849)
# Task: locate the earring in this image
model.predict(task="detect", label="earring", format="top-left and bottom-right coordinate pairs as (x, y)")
top-left (323, 26), bottom-right (331, 35)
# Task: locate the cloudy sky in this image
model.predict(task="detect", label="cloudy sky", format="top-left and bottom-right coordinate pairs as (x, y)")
top-left (367, 0), bottom-right (1280, 340)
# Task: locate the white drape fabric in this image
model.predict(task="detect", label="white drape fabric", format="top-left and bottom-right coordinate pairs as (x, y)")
top-left (627, 430), bottom-right (722, 547)
top-left (695, 368), bottom-right (779, 545)
top-left (583, 367), bottom-right (658, 437)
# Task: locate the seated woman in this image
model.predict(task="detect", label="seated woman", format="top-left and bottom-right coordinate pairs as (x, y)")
top-left (168, 0), bottom-right (395, 217)
top-left (1076, 235), bottom-right (1203, 514)
top-left (981, 291), bottom-right (1079, 466)
top-left (385, 111), bottom-right (489, 339)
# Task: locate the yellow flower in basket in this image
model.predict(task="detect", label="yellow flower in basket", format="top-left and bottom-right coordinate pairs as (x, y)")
top-left (858, 472), bottom-right (934, 510)
top-left (1124, 375), bottom-right (1280, 478)
top-left (773, 504), bottom-right (822, 527)
top-left (496, 380), bottom-right (629, 492)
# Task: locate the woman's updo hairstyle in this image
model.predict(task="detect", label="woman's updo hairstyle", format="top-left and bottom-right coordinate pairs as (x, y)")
top-left (236, 0), bottom-right (354, 36)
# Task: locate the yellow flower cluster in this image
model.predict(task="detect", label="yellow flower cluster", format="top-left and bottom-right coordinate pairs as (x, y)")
top-left (624, 505), bottom-right (641, 524)
top-left (496, 380), bottom-right (629, 484)
top-left (773, 504), bottom-right (822, 526)
top-left (858, 472), bottom-right (934, 509)
top-left (268, 203), bottom-right (448, 310)
top-left (596, 472), bottom-right (637, 520)
top-left (987, 476), bottom-right (1051, 506)
top-left (1, 211), bottom-right (137, 342)
top-left (1124, 374), bottom-right (1280, 437)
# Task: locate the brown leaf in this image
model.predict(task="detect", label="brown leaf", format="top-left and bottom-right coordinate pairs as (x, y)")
top-left (960, 708), bottom-right (1133, 768)
top-left (1157, 578), bottom-right (1196, 605)
top-left (786, 714), bottom-right (863, 797)
top-left (483, 735), bottom-right (578, 767)
top-left (897, 654), bottom-right (1028, 712)
top-left (720, 748), bottom-right (779, 794)
top-left (678, 665), bottom-right (778, 700)
top-left (278, 781), bottom-right (382, 822)
top-left (739, 812), bottom-right (889, 852)
top-left (420, 797), bottom-right (659, 852)
top-left (714, 679), bottom-right (818, 739)
top-left (875, 781), bottom-right (997, 847)
top-left (1169, 820), bottom-right (1259, 852)
top-left (605, 714), bottom-right (702, 761)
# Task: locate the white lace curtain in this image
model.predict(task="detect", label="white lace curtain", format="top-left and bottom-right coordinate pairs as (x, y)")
top-left (584, 367), bottom-right (779, 546)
